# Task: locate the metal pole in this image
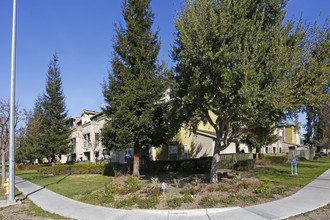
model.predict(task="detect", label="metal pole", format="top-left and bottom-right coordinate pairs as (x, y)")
top-left (9, 0), bottom-right (17, 202)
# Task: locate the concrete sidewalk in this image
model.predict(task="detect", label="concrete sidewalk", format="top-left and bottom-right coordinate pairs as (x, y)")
top-left (8, 168), bottom-right (330, 220)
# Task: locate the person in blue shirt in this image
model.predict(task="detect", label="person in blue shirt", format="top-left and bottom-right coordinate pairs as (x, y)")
top-left (291, 157), bottom-right (298, 175)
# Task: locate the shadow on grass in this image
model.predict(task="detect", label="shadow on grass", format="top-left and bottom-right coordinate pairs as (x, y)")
top-left (254, 167), bottom-right (289, 176)
top-left (43, 175), bottom-right (69, 188)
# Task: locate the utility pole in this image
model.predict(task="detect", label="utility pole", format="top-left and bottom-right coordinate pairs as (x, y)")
top-left (9, 0), bottom-right (17, 202)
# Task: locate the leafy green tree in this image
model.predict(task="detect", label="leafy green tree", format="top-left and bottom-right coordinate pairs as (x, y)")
top-left (242, 123), bottom-right (279, 160)
top-left (41, 53), bottom-right (71, 166)
top-left (301, 19), bottom-right (330, 153)
top-left (16, 97), bottom-right (45, 163)
top-left (102, 0), bottom-right (170, 176)
top-left (171, 0), bottom-right (307, 182)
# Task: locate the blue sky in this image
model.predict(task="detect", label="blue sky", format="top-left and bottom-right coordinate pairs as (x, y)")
top-left (0, 0), bottom-right (329, 133)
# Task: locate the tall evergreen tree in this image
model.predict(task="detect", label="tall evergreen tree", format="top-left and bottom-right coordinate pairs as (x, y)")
top-left (171, 0), bottom-right (307, 182)
top-left (41, 53), bottom-right (71, 166)
top-left (102, 0), bottom-right (169, 177)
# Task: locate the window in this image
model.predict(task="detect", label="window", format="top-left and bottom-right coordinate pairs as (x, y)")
top-left (184, 144), bottom-right (189, 159)
top-left (273, 147), bottom-right (276, 154)
top-left (279, 148), bottom-right (282, 153)
top-left (265, 147), bottom-right (268, 154)
top-left (168, 144), bottom-right (178, 160)
top-left (84, 133), bottom-right (91, 148)
top-left (124, 149), bottom-right (133, 163)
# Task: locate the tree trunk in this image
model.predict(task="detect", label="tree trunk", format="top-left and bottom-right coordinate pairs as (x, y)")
top-left (210, 153), bottom-right (220, 183)
top-left (1, 148), bottom-right (6, 188)
top-left (51, 156), bottom-right (56, 167)
top-left (210, 140), bottom-right (222, 183)
top-left (132, 138), bottom-right (141, 177)
top-left (256, 147), bottom-right (259, 161)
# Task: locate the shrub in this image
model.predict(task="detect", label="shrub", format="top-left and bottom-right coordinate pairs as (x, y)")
top-left (183, 194), bottom-right (194, 203)
top-left (125, 176), bottom-right (140, 193)
top-left (137, 198), bottom-right (159, 209)
top-left (298, 157), bottom-right (307, 161)
top-left (237, 181), bottom-right (250, 189)
top-left (150, 177), bottom-right (159, 189)
top-left (259, 158), bottom-right (271, 165)
top-left (190, 176), bottom-right (200, 186)
top-left (258, 153), bottom-right (265, 159)
top-left (180, 161), bottom-right (196, 174)
top-left (37, 163), bottom-right (107, 175)
top-left (167, 197), bottom-right (183, 208)
top-left (103, 163), bottom-right (132, 176)
top-left (149, 188), bottom-right (161, 199)
top-left (173, 178), bottom-right (181, 188)
top-left (16, 164), bottom-right (46, 170)
top-left (255, 181), bottom-right (273, 198)
top-left (264, 156), bottom-right (287, 164)
top-left (233, 159), bottom-right (255, 171)
top-left (104, 183), bottom-right (118, 197)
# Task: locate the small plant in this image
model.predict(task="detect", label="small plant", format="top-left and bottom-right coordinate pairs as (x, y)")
top-left (234, 188), bottom-right (240, 194)
top-left (216, 185), bottom-right (229, 192)
top-left (191, 175), bottom-right (200, 186)
top-left (173, 178), bottom-right (181, 188)
top-left (149, 188), bottom-right (161, 199)
top-left (237, 181), bottom-right (250, 189)
top-left (167, 197), bottom-right (184, 208)
top-left (125, 176), bottom-right (140, 193)
top-left (180, 187), bottom-right (200, 195)
top-left (150, 177), bottom-right (159, 189)
top-left (255, 181), bottom-right (273, 198)
top-left (236, 194), bottom-right (258, 203)
top-left (104, 183), bottom-right (119, 197)
top-left (219, 194), bottom-right (235, 205)
top-left (183, 194), bottom-right (194, 203)
top-left (199, 195), bottom-right (219, 208)
top-left (233, 173), bottom-right (242, 183)
top-left (207, 186), bottom-right (215, 193)
top-left (137, 198), bottom-right (159, 209)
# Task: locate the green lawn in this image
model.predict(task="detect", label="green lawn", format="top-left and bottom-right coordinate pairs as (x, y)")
top-left (14, 157), bottom-right (330, 200)
top-left (254, 156), bottom-right (330, 186)
top-left (16, 170), bottom-right (113, 198)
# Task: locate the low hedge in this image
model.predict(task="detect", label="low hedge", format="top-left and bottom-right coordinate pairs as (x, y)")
top-left (265, 156), bottom-right (288, 164)
top-left (259, 156), bottom-right (288, 165)
top-left (146, 157), bottom-right (212, 174)
top-left (233, 159), bottom-right (256, 171)
top-left (36, 163), bottom-right (132, 176)
top-left (16, 164), bottom-right (48, 170)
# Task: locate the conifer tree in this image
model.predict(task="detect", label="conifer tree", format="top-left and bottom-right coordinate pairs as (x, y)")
top-left (41, 53), bottom-right (71, 166)
top-left (102, 0), bottom-right (169, 177)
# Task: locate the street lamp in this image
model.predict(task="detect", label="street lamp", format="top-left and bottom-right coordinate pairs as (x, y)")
top-left (9, 0), bottom-right (17, 202)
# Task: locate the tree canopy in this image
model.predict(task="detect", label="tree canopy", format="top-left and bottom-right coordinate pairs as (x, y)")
top-left (171, 0), bottom-right (307, 182)
top-left (40, 53), bottom-right (71, 166)
top-left (102, 0), bottom-right (171, 176)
